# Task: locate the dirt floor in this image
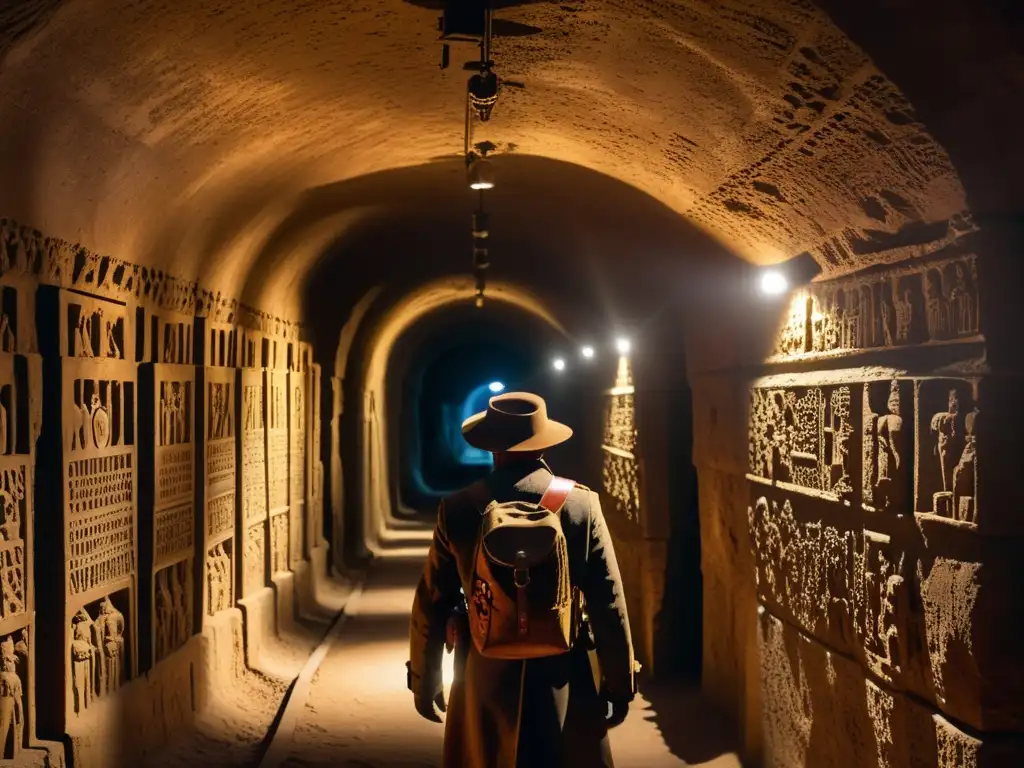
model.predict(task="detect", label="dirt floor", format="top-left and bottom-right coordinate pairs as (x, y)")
top-left (264, 557), bottom-right (744, 768)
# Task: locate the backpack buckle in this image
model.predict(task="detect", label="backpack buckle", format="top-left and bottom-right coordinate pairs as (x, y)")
top-left (513, 550), bottom-right (530, 587)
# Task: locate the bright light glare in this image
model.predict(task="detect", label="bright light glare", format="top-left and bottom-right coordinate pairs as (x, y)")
top-left (581, 345), bottom-right (595, 359)
top-left (616, 338), bottom-right (631, 355)
top-left (760, 269), bottom-right (789, 296)
top-left (470, 180), bottom-right (494, 190)
top-left (442, 648), bottom-right (455, 694)
top-left (552, 358), bottom-right (566, 372)
top-left (488, 381), bottom-right (505, 393)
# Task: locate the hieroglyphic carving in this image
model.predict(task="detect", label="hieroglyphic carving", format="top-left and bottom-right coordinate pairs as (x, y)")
top-left (206, 541), bottom-right (232, 616)
top-left (204, 368), bottom-right (236, 616)
top-left (154, 503), bottom-right (193, 563)
top-left (602, 450), bottom-right (640, 523)
top-left (242, 523), bottom-right (265, 598)
top-left (154, 559), bottom-right (190, 663)
top-left (65, 293), bottom-right (129, 361)
top-left (0, 629), bottom-right (28, 759)
top-left (67, 508), bottom-right (135, 596)
top-left (749, 384), bottom-right (854, 500)
top-left (863, 380), bottom-right (910, 512)
top-left (916, 379), bottom-right (979, 525)
top-left (860, 532), bottom-right (906, 684)
top-left (289, 374), bottom-right (306, 563)
top-left (0, 467), bottom-right (27, 622)
top-left (269, 513), bottom-right (289, 576)
top-left (770, 254), bottom-right (980, 361)
top-left (154, 313), bottom-right (193, 366)
top-left (71, 592), bottom-right (128, 714)
top-left (241, 381), bottom-right (266, 525)
top-left (306, 363), bottom-right (324, 552)
top-left (748, 496), bottom-right (857, 647)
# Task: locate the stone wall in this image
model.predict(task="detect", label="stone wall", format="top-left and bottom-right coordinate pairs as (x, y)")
top-left (695, 246), bottom-right (1024, 766)
top-left (0, 219), bottom-right (330, 767)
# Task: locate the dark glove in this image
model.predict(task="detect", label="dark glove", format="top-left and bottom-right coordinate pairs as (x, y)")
top-left (606, 696), bottom-right (629, 728)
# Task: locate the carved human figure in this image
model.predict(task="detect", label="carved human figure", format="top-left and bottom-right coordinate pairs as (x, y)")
top-left (0, 638), bottom-right (23, 757)
top-left (930, 390), bottom-right (961, 497)
top-left (209, 544), bottom-right (228, 614)
top-left (0, 315), bottom-right (11, 354)
top-left (953, 407), bottom-right (978, 523)
top-left (96, 597), bottom-right (125, 694)
top-left (948, 263), bottom-right (975, 335)
top-left (924, 270), bottom-right (949, 340)
top-left (172, 385), bottom-right (186, 444)
top-left (77, 312), bottom-right (94, 358)
top-left (105, 315), bottom-right (120, 358)
top-left (875, 380), bottom-right (904, 510)
top-left (170, 564), bottom-right (188, 649)
top-left (894, 288), bottom-right (913, 343)
top-left (155, 569), bottom-right (173, 660)
top-left (71, 608), bottom-right (97, 713)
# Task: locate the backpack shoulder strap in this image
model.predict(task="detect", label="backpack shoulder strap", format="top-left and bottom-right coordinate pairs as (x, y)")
top-left (539, 476), bottom-right (577, 514)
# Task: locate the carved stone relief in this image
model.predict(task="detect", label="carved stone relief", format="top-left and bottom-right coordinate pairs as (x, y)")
top-left (771, 254), bottom-right (980, 360)
top-left (242, 523), bottom-right (265, 599)
top-left (916, 379), bottom-right (979, 526)
top-left (749, 383), bottom-right (854, 501)
top-left (64, 294), bottom-right (130, 361)
top-left (204, 369), bottom-right (236, 617)
top-left (153, 559), bottom-right (190, 663)
top-left (748, 495), bottom-right (857, 648)
top-left (0, 629), bottom-right (28, 759)
top-left (863, 380), bottom-right (911, 513)
top-left (861, 532), bottom-right (907, 685)
top-left (266, 372), bottom-right (289, 573)
top-left (203, 321), bottom-right (239, 369)
top-left (205, 541), bottom-right (232, 617)
top-left (70, 590), bottom-right (129, 715)
top-left (306, 364), bottom-right (324, 553)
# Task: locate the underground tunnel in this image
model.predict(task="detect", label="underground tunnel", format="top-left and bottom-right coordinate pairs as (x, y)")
top-left (0, 0), bottom-right (1022, 766)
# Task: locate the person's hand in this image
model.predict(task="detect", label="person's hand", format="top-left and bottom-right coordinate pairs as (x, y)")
top-left (606, 697), bottom-right (629, 728)
top-left (415, 686), bottom-right (447, 723)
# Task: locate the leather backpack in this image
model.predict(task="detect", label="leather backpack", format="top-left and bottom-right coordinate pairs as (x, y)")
top-left (468, 476), bottom-right (579, 659)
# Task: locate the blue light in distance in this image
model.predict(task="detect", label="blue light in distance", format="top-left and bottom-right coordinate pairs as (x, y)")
top-left (489, 381), bottom-right (506, 393)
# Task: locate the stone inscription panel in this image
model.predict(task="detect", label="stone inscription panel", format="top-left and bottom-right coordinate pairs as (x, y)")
top-left (242, 521), bottom-right (265, 599)
top-left (307, 365), bottom-right (323, 553)
top-left (206, 540), bottom-right (232, 617)
top-left (266, 371), bottom-right (288, 515)
top-left (241, 377), bottom-right (266, 525)
top-left (289, 372), bottom-right (306, 563)
top-left (771, 253), bottom-right (980, 360)
top-left (204, 368), bottom-right (236, 617)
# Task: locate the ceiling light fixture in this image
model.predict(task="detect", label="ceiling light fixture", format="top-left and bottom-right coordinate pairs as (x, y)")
top-left (552, 358), bottom-right (566, 372)
top-left (616, 338), bottom-right (632, 356)
top-left (467, 157), bottom-right (495, 190)
top-left (580, 345), bottom-right (595, 360)
top-left (759, 269), bottom-right (789, 296)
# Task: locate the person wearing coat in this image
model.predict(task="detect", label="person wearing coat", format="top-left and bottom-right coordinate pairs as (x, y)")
top-left (408, 391), bottom-right (637, 767)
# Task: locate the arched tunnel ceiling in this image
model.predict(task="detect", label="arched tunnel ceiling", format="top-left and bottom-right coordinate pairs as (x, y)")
top-left (0, 0), bottom-right (999, 306)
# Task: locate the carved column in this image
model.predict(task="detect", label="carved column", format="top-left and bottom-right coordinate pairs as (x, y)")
top-left (36, 286), bottom-right (138, 737)
top-left (197, 318), bottom-right (238, 622)
top-left (265, 343), bottom-right (290, 579)
top-left (307, 362), bottom-right (325, 556)
top-left (237, 333), bottom-right (267, 600)
top-left (138, 309), bottom-right (195, 668)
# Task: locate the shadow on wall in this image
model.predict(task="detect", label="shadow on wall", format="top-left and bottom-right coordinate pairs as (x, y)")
top-left (641, 681), bottom-right (743, 766)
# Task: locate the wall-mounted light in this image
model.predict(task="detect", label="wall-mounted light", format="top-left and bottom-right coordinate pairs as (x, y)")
top-left (468, 157), bottom-right (495, 190)
top-left (615, 337), bottom-right (631, 356)
top-left (580, 345), bottom-right (595, 360)
top-left (552, 358), bottom-right (566, 372)
top-left (488, 381), bottom-right (505, 393)
top-left (759, 268), bottom-right (789, 296)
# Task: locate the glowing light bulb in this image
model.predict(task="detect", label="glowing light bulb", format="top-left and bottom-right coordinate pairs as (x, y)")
top-left (615, 338), bottom-right (631, 355)
top-left (581, 345), bottom-right (595, 360)
top-left (488, 381), bottom-right (505, 393)
top-left (759, 269), bottom-right (788, 296)
top-left (552, 358), bottom-right (566, 372)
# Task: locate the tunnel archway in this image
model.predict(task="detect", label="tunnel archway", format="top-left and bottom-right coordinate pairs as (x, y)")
top-left (0, 2), bottom-right (1021, 766)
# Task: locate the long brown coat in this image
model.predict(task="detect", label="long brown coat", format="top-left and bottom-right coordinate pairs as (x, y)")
top-left (409, 460), bottom-right (636, 768)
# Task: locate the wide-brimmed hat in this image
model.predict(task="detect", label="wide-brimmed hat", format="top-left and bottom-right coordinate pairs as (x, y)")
top-left (462, 392), bottom-right (573, 453)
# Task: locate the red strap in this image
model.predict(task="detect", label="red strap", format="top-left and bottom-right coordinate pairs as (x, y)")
top-left (539, 476), bottom-right (576, 514)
